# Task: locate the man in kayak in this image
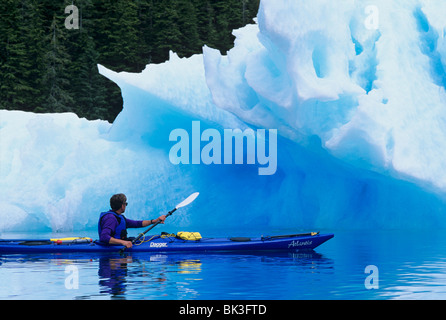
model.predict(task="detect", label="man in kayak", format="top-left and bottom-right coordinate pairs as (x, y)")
top-left (98, 193), bottom-right (166, 249)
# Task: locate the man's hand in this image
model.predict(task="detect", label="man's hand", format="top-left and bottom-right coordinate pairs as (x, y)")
top-left (157, 215), bottom-right (166, 224)
top-left (109, 237), bottom-right (132, 248)
top-left (122, 240), bottom-right (133, 248)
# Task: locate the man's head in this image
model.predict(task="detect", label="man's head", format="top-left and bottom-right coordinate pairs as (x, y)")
top-left (110, 193), bottom-right (128, 213)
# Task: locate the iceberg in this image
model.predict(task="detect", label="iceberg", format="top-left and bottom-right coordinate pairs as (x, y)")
top-left (2, 0), bottom-right (446, 233)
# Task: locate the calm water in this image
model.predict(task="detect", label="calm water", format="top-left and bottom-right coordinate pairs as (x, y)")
top-left (1, 229), bottom-right (446, 300)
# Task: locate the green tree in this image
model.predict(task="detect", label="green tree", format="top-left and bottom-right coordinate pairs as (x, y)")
top-left (65, 2), bottom-right (107, 119)
top-left (134, 0), bottom-right (154, 68)
top-left (0, 0), bottom-right (44, 111)
top-left (39, 16), bottom-right (74, 113)
top-left (175, 0), bottom-right (201, 58)
top-left (150, 0), bottom-right (182, 63)
top-left (0, 0), bottom-right (261, 121)
top-left (93, 0), bottom-right (143, 72)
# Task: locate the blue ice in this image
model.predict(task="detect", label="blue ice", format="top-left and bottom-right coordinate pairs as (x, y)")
top-left (1, 0), bottom-right (446, 233)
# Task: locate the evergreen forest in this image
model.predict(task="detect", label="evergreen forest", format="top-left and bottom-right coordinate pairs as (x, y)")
top-left (0, 0), bottom-right (260, 122)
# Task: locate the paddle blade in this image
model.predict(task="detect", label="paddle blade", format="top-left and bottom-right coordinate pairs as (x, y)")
top-left (175, 192), bottom-right (199, 209)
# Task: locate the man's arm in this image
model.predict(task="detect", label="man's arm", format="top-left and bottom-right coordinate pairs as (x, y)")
top-left (126, 215), bottom-right (167, 228)
top-left (109, 237), bottom-right (133, 248)
top-left (141, 215), bottom-right (166, 227)
top-left (100, 215), bottom-right (133, 248)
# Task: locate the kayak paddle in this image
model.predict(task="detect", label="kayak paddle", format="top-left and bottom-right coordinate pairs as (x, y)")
top-left (120, 192), bottom-right (199, 253)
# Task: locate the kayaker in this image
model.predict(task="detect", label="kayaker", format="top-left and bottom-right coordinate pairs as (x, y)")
top-left (98, 193), bottom-right (166, 249)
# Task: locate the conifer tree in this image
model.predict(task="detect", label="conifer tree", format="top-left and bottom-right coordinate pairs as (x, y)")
top-left (93, 0), bottom-right (142, 72)
top-left (0, 0), bottom-right (44, 111)
top-left (39, 16), bottom-right (74, 113)
top-left (65, 0), bottom-right (108, 119)
top-left (0, 0), bottom-right (261, 121)
top-left (175, 0), bottom-right (201, 58)
top-left (134, 0), bottom-right (154, 69)
top-left (151, 0), bottom-right (182, 63)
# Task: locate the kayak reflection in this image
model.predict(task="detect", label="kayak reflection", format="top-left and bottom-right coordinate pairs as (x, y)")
top-left (96, 250), bottom-right (332, 299)
top-left (0, 250), bottom-right (333, 299)
top-left (97, 254), bottom-right (204, 299)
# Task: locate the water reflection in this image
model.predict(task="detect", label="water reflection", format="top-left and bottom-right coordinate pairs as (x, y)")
top-left (0, 250), bottom-right (334, 299)
top-left (94, 250), bottom-right (333, 299)
top-left (98, 256), bottom-right (133, 298)
top-left (6, 230), bottom-right (446, 299)
top-left (381, 259), bottom-right (446, 300)
top-left (97, 255), bottom-right (204, 298)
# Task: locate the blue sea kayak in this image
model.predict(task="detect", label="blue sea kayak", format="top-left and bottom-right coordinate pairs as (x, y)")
top-left (0, 232), bottom-right (334, 254)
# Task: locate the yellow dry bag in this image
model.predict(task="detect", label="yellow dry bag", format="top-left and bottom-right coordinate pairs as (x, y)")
top-left (176, 232), bottom-right (202, 241)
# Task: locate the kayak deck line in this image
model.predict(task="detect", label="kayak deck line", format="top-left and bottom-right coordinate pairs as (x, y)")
top-left (0, 232), bottom-right (334, 254)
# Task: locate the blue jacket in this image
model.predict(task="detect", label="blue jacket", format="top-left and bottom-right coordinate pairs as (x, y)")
top-left (98, 210), bottom-right (128, 241)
